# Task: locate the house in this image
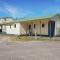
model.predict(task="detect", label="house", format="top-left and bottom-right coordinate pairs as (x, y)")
top-left (0, 14), bottom-right (60, 37)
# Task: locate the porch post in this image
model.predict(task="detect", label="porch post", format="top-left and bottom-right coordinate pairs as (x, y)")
top-left (50, 21), bottom-right (51, 40)
top-left (31, 22), bottom-right (33, 36)
top-left (34, 22), bottom-right (37, 39)
top-left (35, 27), bottom-right (37, 39)
top-left (40, 20), bottom-right (41, 37)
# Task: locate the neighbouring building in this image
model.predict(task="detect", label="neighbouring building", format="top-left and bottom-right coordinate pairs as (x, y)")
top-left (0, 14), bottom-right (60, 37)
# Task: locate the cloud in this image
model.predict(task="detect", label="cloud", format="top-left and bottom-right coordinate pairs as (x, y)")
top-left (4, 5), bottom-right (18, 17)
top-left (0, 1), bottom-right (32, 18)
top-left (5, 6), bottom-right (17, 14)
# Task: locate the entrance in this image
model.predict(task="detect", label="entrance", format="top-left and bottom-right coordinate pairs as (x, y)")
top-left (48, 21), bottom-right (55, 37)
top-left (29, 24), bottom-right (32, 35)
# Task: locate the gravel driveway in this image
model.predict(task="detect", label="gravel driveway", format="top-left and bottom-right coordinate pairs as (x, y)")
top-left (0, 39), bottom-right (60, 60)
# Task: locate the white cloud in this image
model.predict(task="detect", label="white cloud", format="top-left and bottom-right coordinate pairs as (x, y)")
top-left (0, 1), bottom-right (32, 18)
top-left (4, 5), bottom-right (18, 17)
top-left (5, 6), bottom-right (17, 14)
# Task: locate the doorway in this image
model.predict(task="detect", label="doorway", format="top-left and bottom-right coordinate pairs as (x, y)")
top-left (48, 21), bottom-right (55, 37)
top-left (29, 24), bottom-right (32, 35)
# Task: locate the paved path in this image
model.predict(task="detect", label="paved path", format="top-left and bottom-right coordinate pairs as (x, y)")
top-left (0, 40), bottom-right (60, 60)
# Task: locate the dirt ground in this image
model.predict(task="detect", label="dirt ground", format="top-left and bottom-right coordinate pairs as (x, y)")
top-left (0, 34), bottom-right (60, 60)
top-left (0, 34), bottom-right (60, 41)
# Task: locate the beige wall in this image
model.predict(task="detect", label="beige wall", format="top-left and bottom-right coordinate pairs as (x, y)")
top-left (20, 19), bottom-right (49, 35)
top-left (32, 20), bottom-right (49, 35)
top-left (20, 22), bottom-right (28, 35)
top-left (41, 20), bottom-right (49, 35)
top-left (20, 22), bottom-right (33, 35)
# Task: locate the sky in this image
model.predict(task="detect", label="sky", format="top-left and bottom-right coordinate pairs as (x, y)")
top-left (0, 0), bottom-right (60, 18)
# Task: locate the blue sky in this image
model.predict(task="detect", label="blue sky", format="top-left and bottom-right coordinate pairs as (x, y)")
top-left (0, 0), bottom-right (60, 18)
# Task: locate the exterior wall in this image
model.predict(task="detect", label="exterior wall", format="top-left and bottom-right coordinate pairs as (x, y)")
top-left (41, 20), bottom-right (49, 35)
top-left (20, 22), bottom-right (33, 35)
top-left (6, 23), bottom-right (20, 35)
top-left (0, 26), bottom-right (2, 29)
top-left (20, 20), bottom-right (49, 35)
top-left (0, 20), bottom-right (49, 36)
top-left (32, 20), bottom-right (49, 35)
top-left (51, 15), bottom-right (60, 36)
top-left (55, 19), bottom-right (60, 36)
top-left (0, 25), bottom-right (6, 32)
top-left (0, 19), bottom-right (49, 35)
top-left (20, 22), bottom-right (28, 35)
top-left (2, 25), bottom-right (6, 32)
top-left (32, 21), bottom-right (40, 35)
top-left (52, 16), bottom-right (60, 36)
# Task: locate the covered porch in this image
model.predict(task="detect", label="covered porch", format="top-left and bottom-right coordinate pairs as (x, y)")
top-left (20, 19), bottom-right (53, 36)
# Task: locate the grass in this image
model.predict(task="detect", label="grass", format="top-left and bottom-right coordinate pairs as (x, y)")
top-left (9, 35), bottom-right (51, 42)
top-left (0, 34), bottom-right (60, 42)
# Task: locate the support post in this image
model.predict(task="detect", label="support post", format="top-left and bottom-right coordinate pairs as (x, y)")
top-left (39, 20), bottom-right (41, 40)
top-left (35, 29), bottom-right (37, 39)
top-left (50, 21), bottom-right (51, 40)
top-left (34, 23), bottom-right (37, 39)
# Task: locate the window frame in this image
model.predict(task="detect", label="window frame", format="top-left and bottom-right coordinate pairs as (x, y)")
top-left (10, 25), bottom-right (11, 29)
top-left (42, 24), bottom-right (45, 28)
top-left (14, 24), bottom-right (16, 28)
top-left (34, 24), bottom-right (36, 29)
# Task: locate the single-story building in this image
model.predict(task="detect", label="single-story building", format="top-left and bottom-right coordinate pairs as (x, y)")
top-left (0, 14), bottom-right (60, 37)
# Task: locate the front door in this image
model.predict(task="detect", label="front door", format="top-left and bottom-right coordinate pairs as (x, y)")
top-left (48, 21), bottom-right (55, 37)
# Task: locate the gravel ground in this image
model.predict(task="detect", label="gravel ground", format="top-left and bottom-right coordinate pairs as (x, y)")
top-left (0, 39), bottom-right (60, 60)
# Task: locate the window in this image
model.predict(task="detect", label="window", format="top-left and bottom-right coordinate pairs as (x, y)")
top-left (42, 24), bottom-right (45, 28)
top-left (14, 24), bottom-right (16, 28)
top-left (34, 24), bottom-right (36, 29)
top-left (29, 24), bottom-right (31, 29)
top-left (10, 25), bottom-right (11, 29)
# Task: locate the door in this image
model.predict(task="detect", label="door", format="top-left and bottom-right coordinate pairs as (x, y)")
top-left (29, 24), bottom-right (32, 35)
top-left (48, 21), bottom-right (55, 37)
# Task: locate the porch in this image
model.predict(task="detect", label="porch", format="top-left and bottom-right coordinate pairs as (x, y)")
top-left (20, 19), bottom-right (55, 37)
